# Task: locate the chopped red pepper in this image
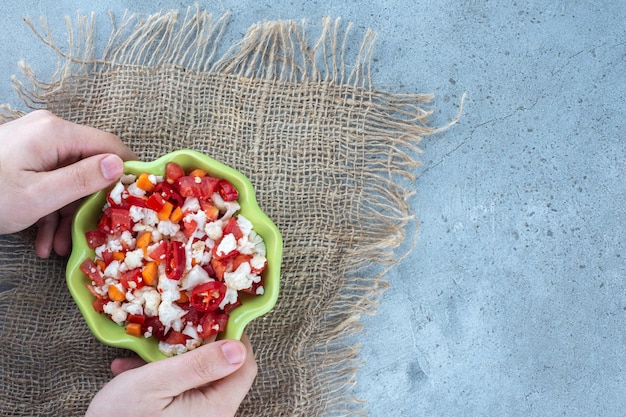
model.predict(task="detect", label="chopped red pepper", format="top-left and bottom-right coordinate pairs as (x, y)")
top-left (165, 241), bottom-right (186, 280)
top-left (218, 179), bottom-right (238, 201)
top-left (190, 281), bottom-right (227, 312)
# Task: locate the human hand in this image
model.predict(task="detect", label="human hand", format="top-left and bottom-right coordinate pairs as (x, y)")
top-left (86, 336), bottom-right (257, 417)
top-left (0, 110), bottom-right (135, 257)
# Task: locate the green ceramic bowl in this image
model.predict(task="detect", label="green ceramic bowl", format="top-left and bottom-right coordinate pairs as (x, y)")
top-left (66, 149), bottom-right (282, 362)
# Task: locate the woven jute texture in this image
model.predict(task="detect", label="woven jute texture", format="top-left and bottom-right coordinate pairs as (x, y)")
top-left (0, 8), bottom-right (442, 417)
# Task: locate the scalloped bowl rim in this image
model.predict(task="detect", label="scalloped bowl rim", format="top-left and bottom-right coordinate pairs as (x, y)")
top-left (66, 149), bottom-right (282, 362)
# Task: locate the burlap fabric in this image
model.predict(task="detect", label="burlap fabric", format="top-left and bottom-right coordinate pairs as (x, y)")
top-left (0, 8), bottom-right (441, 417)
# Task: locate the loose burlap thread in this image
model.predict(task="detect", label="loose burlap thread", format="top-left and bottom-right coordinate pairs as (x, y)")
top-left (0, 8), bottom-right (443, 417)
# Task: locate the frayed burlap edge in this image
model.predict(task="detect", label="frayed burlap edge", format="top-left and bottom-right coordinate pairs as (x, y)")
top-left (0, 7), bottom-right (461, 416)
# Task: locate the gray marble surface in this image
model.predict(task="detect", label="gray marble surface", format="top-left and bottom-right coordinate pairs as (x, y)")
top-left (1, 1), bottom-right (624, 416)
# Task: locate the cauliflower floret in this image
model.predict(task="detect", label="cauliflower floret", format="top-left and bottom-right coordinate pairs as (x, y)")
top-left (119, 231), bottom-right (136, 250)
top-left (107, 238), bottom-right (123, 253)
top-left (224, 262), bottom-right (254, 291)
top-left (122, 302), bottom-right (143, 316)
top-left (108, 181), bottom-right (125, 205)
top-left (158, 275), bottom-right (181, 303)
top-left (157, 220), bottom-right (181, 237)
top-left (219, 287), bottom-right (239, 310)
top-left (205, 220), bottom-right (224, 241)
top-left (103, 260), bottom-right (123, 280)
top-left (120, 174), bottom-right (137, 185)
top-left (103, 301), bottom-right (128, 325)
top-left (124, 248), bottom-right (145, 269)
top-left (211, 193), bottom-right (240, 220)
top-left (129, 206), bottom-right (146, 223)
top-left (182, 197), bottom-right (201, 213)
top-left (127, 183), bottom-right (146, 198)
top-left (135, 286), bottom-right (161, 317)
top-left (158, 301), bottom-right (187, 332)
top-left (250, 254), bottom-right (267, 275)
top-left (236, 215), bottom-right (254, 236)
top-left (181, 264), bottom-right (212, 291)
top-left (159, 341), bottom-right (188, 356)
top-left (216, 234), bottom-right (237, 257)
top-left (189, 240), bottom-right (207, 265)
top-left (142, 209), bottom-right (160, 227)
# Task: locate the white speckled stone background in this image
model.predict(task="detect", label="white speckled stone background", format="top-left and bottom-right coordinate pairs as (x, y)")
top-left (1, 2), bottom-right (624, 416)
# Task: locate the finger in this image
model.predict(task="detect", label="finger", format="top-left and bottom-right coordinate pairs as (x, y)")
top-left (110, 357), bottom-right (147, 376)
top-left (17, 110), bottom-right (137, 165)
top-left (144, 340), bottom-right (247, 396)
top-left (51, 201), bottom-right (80, 257)
top-left (28, 154), bottom-right (124, 219)
top-left (52, 213), bottom-right (74, 257)
top-left (201, 335), bottom-right (258, 415)
top-left (35, 212), bottom-right (60, 258)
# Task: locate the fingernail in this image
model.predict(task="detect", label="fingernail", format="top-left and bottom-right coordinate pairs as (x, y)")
top-left (100, 155), bottom-right (123, 181)
top-left (221, 341), bottom-right (245, 365)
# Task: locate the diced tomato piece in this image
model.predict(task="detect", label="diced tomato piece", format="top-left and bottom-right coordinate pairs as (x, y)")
top-left (123, 195), bottom-right (147, 208)
top-left (127, 314), bottom-right (146, 325)
top-left (223, 217), bottom-right (243, 240)
top-left (218, 179), bottom-right (238, 201)
top-left (110, 208), bottom-right (132, 233)
top-left (100, 250), bottom-right (114, 266)
top-left (165, 241), bottom-right (186, 280)
top-left (165, 162), bottom-right (185, 185)
top-left (147, 241), bottom-right (168, 263)
top-left (190, 281), bottom-right (227, 312)
top-left (232, 253), bottom-right (252, 271)
top-left (154, 182), bottom-right (184, 207)
top-left (142, 317), bottom-right (166, 341)
top-left (182, 218), bottom-right (198, 239)
top-left (197, 311), bottom-right (229, 339)
top-left (200, 200), bottom-right (220, 221)
top-left (210, 257), bottom-right (230, 281)
top-left (85, 230), bottom-right (107, 249)
top-left (119, 268), bottom-right (144, 290)
top-left (97, 207), bottom-right (112, 234)
top-left (92, 297), bottom-right (107, 314)
top-left (164, 330), bottom-right (188, 346)
top-left (146, 193), bottom-right (165, 212)
top-left (177, 176), bottom-right (219, 199)
top-left (80, 258), bottom-right (104, 286)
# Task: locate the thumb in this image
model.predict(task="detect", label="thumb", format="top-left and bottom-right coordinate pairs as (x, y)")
top-left (144, 340), bottom-right (246, 396)
top-left (31, 154), bottom-right (124, 215)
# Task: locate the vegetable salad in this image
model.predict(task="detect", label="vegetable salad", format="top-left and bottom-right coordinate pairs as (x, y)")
top-left (80, 162), bottom-right (266, 356)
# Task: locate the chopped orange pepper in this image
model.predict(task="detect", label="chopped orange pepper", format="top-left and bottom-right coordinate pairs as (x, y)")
top-left (108, 285), bottom-right (126, 302)
top-left (112, 251), bottom-right (125, 261)
top-left (169, 206), bottom-right (183, 223)
top-left (141, 261), bottom-right (158, 286)
top-left (177, 291), bottom-right (189, 303)
top-left (95, 259), bottom-right (106, 271)
top-left (136, 172), bottom-right (155, 192)
top-left (125, 322), bottom-right (142, 338)
top-left (158, 201), bottom-right (174, 221)
top-left (189, 169), bottom-right (207, 177)
top-left (204, 205), bottom-right (220, 222)
top-left (136, 231), bottom-right (152, 249)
